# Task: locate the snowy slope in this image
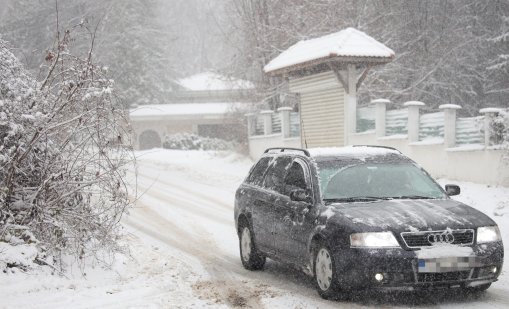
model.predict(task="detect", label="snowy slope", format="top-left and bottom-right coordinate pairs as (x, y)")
top-left (1, 149), bottom-right (509, 308)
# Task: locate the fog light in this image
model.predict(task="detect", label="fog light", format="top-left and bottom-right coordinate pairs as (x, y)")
top-left (491, 266), bottom-right (497, 274)
top-left (375, 273), bottom-right (384, 282)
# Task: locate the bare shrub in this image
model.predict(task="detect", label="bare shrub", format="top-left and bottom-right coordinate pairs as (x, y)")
top-left (0, 20), bottom-right (133, 270)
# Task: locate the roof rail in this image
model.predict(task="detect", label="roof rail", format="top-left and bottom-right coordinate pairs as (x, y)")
top-left (264, 147), bottom-right (310, 157)
top-left (352, 145), bottom-right (402, 153)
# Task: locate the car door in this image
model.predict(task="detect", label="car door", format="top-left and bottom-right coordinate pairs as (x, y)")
top-left (248, 157), bottom-right (274, 254)
top-left (255, 155), bottom-right (292, 255)
top-left (275, 158), bottom-right (316, 264)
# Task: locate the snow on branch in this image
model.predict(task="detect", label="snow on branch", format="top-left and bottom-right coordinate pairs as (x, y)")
top-left (0, 21), bottom-right (134, 272)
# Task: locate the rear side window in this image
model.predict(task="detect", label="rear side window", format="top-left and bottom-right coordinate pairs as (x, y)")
top-left (283, 161), bottom-right (308, 195)
top-left (262, 156), bottom-right (292, 194)
top-left (246, 157), bottom-right (271, 186)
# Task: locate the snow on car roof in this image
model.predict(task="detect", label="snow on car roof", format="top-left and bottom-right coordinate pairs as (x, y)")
top-left (177, 72), bottom-right (254, 91)
top-left (129, 103), bottom-right (244, 119)
top-left (264, 27), bottom-right (394, 73)
top-left (308, 146), bottom-right (401, 160)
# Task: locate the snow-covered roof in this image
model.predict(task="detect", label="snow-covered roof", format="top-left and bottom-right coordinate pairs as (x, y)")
top-left (479, 107), bottom-right (504, 114)
top-left (129, 103), bottom-right (247, 120)
top-left (439, 104), bottom-right (462, 110)
top-left (309, 146), bottom-right (400, 159)
top-left (404, 101), bottom-right (426, 107)
top-left (177, 72), bottom-right (254, 91)
top-left (264, 27), bottom-right (394, 74)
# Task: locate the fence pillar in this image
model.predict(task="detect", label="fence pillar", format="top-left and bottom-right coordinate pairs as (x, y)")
top-left (260, 110), bottom-right (274, 135)
top-left (439, 104), bottom-right (462, 148)
top-left (480, 108), bottom-right (503, 147)
top-left (403, 101), bottom-right (425, 142)
top-left (277, 107), bottom-right (292, 138)
top-left (245, 113), bottom-right (256, 136)
top-left (372, 99), bottom-right (390, 138)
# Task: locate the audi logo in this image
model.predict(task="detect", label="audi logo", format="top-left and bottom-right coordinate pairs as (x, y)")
top-left (427, 232), bottom-right (455, 245)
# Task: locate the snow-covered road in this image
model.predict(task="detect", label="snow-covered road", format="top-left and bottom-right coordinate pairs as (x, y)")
top-left (121, 149), bottom-right (509, 308)
top-left (1, 149), bottom-right (509, 308)
top-left (123, 150), bottom-right (334, 308)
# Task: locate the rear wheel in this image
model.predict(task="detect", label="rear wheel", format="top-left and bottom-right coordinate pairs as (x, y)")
top-left (314, 244), bottom-right (344, 299)
top-left (239, 225), bottom-right (265, 270)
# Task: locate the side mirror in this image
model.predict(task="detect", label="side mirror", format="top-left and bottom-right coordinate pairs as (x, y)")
top-left (290, 188), bottom-right (312, 204)
top-left (445, 184), bottom-right (460, 196)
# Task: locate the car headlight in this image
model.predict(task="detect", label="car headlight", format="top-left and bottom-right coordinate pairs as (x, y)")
top-left (350, 232), bottom-right (400, 248)
top-left (477, 226), bottom-right (501, 243)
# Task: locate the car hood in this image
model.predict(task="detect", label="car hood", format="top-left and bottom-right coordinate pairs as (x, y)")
top-left (323, 198), bottom-right (495, 232)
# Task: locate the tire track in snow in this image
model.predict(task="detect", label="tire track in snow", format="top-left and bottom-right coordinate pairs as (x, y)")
top-left (133, 173), bottom-right (232, 226)
top-left (132, 162), bottom-right (235, 210)
top-left (124, 200), bottom-right (264, 308)
top-left (124, 186), bottom-right (270, 307)
top-left (126, 157), bottom-right (348, 308)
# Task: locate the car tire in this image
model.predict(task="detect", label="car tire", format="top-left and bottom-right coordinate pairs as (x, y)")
top-left (313, 243), bottom-right (345, 300)
top-left (239, 224), bottom-right (265, 270)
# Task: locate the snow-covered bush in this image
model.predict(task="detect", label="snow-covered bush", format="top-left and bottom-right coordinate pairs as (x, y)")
top-left (163, 133), bottom-right (237, 151)
top-left (0, 26), bottom-right (132, 272)
top-left (491, 110), bottom-right (509, 145)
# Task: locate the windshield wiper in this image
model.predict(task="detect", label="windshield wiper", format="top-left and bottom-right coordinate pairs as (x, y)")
top-left (323, 197), bottom-right (389, 203)
top-left (391, 195), bottom-right (435, 200)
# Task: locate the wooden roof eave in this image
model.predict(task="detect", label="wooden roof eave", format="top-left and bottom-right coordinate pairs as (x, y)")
top-left (265, 55), bottom-right (394, 77)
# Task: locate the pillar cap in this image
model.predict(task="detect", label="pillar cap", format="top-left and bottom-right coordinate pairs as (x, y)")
top-left (371, 98), bottom-right (391, 104)
top-left (439, 104), bottom-right (461, 110)
top-left (260, 110), bottom-right (274, 114)
top-left (277, 107), bottom-right (293, 112)
top-left (479, 107), bottom-right (503, 114)
top-left (403, 101), bottom-right (425, 107)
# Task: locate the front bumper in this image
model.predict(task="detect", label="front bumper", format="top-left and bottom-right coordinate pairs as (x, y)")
top-left (334, 241), bottom-right (504, 290)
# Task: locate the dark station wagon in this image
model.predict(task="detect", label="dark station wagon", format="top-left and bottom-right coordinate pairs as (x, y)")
top-left (234, 146), bottom-right (504, 299)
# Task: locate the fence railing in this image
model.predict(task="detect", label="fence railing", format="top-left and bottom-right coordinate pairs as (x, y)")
top-left (272, 113), bottom-right (282, 134)
top-left (254, 116), bottom-right (264, 136)
top-left (356, 107), bottom-right (375, 132)
top-left (456, 116), bottom-right (484, 145)
top-left (247, 100), bottom-right (506, 149)
top-left (246, 107), bottom-right (300, 139)
top-left (386, 109), bottom-right (408, 136)
top-left (289, 112), bottom-right (301, 137)
top-left (419, 111), bottom-right (444, 141)
top-left (357, 100), bottom-right (507, 147)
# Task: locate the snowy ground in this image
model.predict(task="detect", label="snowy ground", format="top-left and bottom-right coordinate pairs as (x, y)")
top-left (1, 149), bottom-right (509, 308)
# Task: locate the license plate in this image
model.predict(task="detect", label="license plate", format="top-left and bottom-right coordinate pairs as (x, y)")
top-left (418, 257), bottom-right (481, 273)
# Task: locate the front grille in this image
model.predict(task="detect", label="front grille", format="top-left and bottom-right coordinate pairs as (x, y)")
top-left (417, 271), bottom-right (471, 283)
top-left (401, 229), bottom-right (474, 248)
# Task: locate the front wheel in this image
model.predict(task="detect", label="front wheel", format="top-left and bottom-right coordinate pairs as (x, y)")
top-left (239, 225), bottom-right (265, 270)
top-left (314, 244), bottom-right (345, 300)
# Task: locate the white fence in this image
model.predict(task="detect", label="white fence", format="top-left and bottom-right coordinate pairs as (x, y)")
top-left (351, 100), bottom-right (508, 186)
top-left (385, 109), bottom-right (408, 136)
top-left (419, 111), bottom-right (444, 141)
top-left (456, 116), bottom-right (484, 145)
top-left (247, 100), bottom-right (509, 186)
top-left (246, 107), bottom-right (301, 158)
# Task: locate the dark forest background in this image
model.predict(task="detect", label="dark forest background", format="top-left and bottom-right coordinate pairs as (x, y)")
top-left (1, 0), bottom-right (508, 114)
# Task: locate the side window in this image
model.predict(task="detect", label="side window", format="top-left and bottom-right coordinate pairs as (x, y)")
top-left (262, 156), bottom-right (292, 194)
top-left (283, 161), bottom-right (308, 196)
top-left (246, 157), bottom-right (271, 186)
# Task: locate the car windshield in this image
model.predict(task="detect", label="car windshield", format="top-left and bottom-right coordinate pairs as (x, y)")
top-left (317, 161), bottom-right (446, 202)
